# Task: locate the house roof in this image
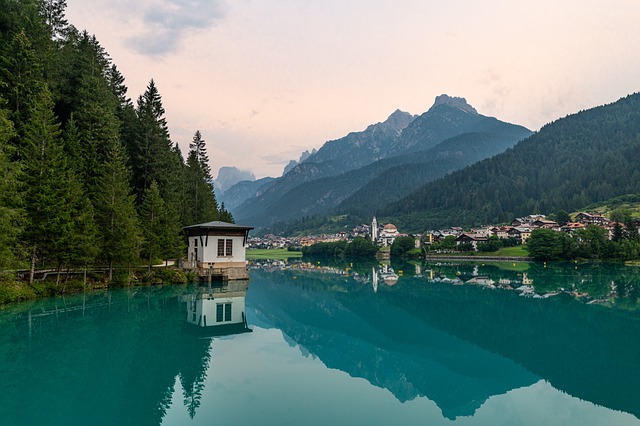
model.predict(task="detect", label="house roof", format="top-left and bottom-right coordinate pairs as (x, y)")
top-left (183, 221), bottom-right (254, 231)
top-left (456, 233), bottom-right (488, 241)
top-left (564, 222), bottom-right (586, 228)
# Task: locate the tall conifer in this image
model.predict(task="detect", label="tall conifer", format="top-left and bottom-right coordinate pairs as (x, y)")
top-left (21, 85), bottom-right (68, 284)
top-left (140, 180), bottom-right (170, 271)
top-left (95, 141), bottom-right (141, 282)
top-left (185, 130), bottom-right (219, 224)
top-left (0, 101), bottom-right (21, 268)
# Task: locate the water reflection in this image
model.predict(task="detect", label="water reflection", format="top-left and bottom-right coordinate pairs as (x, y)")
top-left (249, 268), bottom-right (537, 419)
top-left (248, 261), bottom-right (640, 420)
top-left (0, 263), bottom-right (638, 425)
top-left (184, 281), bottom-right (251, 337)
top-left (0, 284), bottom-right (249, 425)
top-left (263, 257), bottom-right (640, 308)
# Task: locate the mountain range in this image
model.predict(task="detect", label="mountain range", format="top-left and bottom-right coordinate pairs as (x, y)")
top-left (230, 95), bottom-right (532, 228)
top-left (377, 92), bottom-right (640, 232)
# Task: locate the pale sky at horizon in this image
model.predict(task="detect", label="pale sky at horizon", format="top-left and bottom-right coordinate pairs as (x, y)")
top-left (65, 0), bottom-right (640, 179)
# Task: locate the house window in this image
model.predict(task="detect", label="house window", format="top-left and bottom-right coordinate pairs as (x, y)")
top-left (194, 238), bottom-right (198, 247)
top-left (217, 239), bottom-right (233, 257)
top-left (216, 303), bottom-right (232, 322)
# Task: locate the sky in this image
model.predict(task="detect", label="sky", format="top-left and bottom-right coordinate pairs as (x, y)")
top-left (65, 0), bottom-right (640, 178)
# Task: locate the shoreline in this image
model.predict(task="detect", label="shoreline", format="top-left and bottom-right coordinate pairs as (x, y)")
top-left (0, 267), bottom-right (191, 307)
top-left (425, 255), bottom-right (533, 262)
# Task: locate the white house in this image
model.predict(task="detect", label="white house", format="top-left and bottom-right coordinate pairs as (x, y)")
top-left (183, 221), bottom-right (254, 281)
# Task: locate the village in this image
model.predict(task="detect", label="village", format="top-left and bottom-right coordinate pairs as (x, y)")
top-left (247, 212), bottom-right (640, 252)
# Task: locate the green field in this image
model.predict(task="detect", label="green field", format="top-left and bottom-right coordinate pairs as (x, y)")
top-left (426, 245), bottom-right (530, 258)
top-left (492, 246), bottom-right (530, 257)
top-left (246, 249), bottom-right (303, 260)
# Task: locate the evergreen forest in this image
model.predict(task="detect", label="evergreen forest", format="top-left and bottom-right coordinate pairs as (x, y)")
top-left (0, 0), bottom-right (232, 282)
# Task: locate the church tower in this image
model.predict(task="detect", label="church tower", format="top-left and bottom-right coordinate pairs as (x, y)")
top-left (371, 216), bottom-right (378, 242)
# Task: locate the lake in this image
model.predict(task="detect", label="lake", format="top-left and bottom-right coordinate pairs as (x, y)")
top-left (0, 260), bottom-right (639, 425)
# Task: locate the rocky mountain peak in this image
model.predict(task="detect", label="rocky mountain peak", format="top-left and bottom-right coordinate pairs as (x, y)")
top-left (214, 166), bottom-right (256, 194)
top-left (430, 94), bottom-right (478, 115)
top-left (384, 109), bottom-right (416, 131)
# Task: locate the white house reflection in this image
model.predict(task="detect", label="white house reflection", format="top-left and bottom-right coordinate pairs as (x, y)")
top-left (184, 280), bottom-right (252, 338)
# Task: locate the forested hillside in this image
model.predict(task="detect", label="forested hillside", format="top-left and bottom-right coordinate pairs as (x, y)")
top-left (0, 0), bottom-right (230, 281)
top-left (380, 93), bottom-right (640, 231)
top-left (337, 124), bottom-right (532, 221)
top-left (217, 176), bottom-right (275, 212)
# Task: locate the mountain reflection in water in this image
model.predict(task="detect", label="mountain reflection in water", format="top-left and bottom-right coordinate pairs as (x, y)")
top-left (248, 262), bottom-right (640, 421)
top-left (0, 261), bottom-right (638, 425)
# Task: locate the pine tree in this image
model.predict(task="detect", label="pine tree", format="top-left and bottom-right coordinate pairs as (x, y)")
top-left (0, 100), bottom-right (21, 268)
top-left (62, 113), bottom-right (82, 169)
top-left (40, 0), bottom-right (69, 41)
top-left (218, 202), bottom-right (234, 223)
top-left (95, 141), bottom-right (141, 282)
top-left (0, 30), bottom-right (43, 138)
top-left (140, 180), bottom-right (170, 271)
top-left (74, 70), bottom-right (121, 196)
top-left (190, 130), bottom-right (211, 180)
top-left (133, 79), bottom-right (172, 202)
top-left (185, 130), bottom-right (219, 224)
top-left (49, 169), bottom-right (98, 284)
top-left (21, 85), bottom-right (69, 284)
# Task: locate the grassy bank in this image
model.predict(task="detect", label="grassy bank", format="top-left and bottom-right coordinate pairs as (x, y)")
top-left (426, 245), bottom-right (530, 258)
top-left (246, 249), bottom-right (303, 260)
top-left (492, 246), bottom-right (530, 257)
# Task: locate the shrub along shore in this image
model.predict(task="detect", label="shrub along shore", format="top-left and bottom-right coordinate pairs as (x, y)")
top-left (0, 267), bottom-right (192, 306)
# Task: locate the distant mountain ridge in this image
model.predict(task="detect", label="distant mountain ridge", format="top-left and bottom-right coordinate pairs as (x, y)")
top-left (235, 95), bottom-right (532, 227)
top-left (283, 149), bottom-right (317, 176)
top-left (217, 177), bottom-right (275, 212)
top-left (298, 109), bottom-right (416, 175)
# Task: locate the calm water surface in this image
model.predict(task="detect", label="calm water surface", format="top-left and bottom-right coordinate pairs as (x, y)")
top-left (1, 260), bottom-right (639, 425)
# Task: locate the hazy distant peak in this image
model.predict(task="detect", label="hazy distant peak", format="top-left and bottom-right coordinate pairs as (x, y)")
top-left (299, 149), bottom-right (316, 162)
top-left (384, 109), bottom-right (416, 130)
top-left (283, 148), bottom-right (319, 176)
top-left (214, 166), bottom-right (256, 193)
top-left (282, 159), bottom-right (298, 176)
top-left (430, 94), bottom-right (478, 115)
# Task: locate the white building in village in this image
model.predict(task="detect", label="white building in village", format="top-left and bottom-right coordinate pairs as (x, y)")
top-left (379, 223), bottom-right (400, 246)
top-left (183, 221), bottom-right (254, 281)
top-left (371, 216), bottom-right (400, 246)
top-left (371, 216), bottom-right (378, 242)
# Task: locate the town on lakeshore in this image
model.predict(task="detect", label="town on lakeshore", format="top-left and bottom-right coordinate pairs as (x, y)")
top-left (248, 212), bottom-right (640, 253)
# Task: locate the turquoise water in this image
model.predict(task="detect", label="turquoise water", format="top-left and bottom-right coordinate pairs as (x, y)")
top-left (1, 261), bottom-right (639, 425)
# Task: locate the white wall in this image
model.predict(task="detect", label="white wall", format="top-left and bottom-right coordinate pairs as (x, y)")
top-left (187, 235), bottom-right (247, 264)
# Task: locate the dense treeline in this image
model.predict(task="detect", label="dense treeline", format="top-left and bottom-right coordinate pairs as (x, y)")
top-left (0, 0), bottom-right (230, 282)
top-left (380, 93), bottom-right (640, 231)
top-left (337, 130), bottom-right (531, 221)
top-left (527, 223), bottom-right (640, 261)
top-left (301, 237), bottom-right (379, 258)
